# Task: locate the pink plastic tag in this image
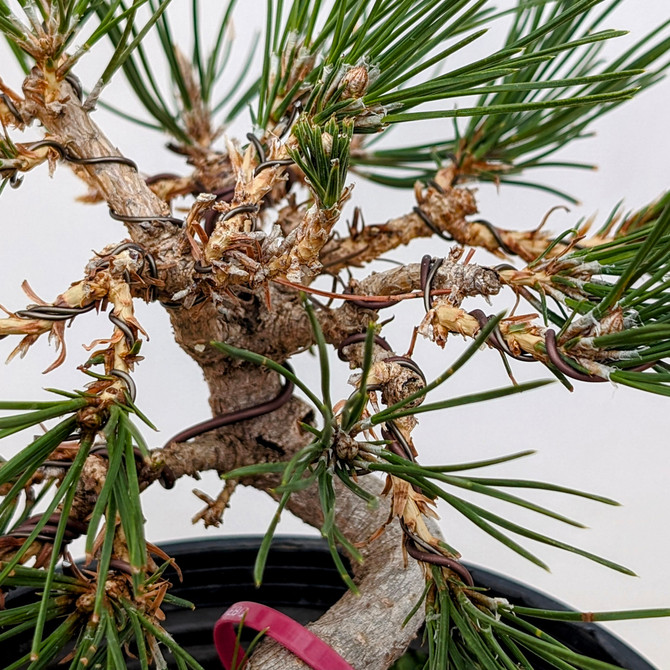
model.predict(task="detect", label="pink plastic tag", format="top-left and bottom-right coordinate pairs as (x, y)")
top-left (214, 601), bottom-right (355, 670)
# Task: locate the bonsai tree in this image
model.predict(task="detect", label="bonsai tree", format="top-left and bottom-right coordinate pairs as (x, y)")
top-left (0, 1), bottom-right (669, 668)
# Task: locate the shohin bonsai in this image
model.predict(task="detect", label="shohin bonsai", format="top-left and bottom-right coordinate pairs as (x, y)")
top-left (0, 1), bottom-right (669, 668)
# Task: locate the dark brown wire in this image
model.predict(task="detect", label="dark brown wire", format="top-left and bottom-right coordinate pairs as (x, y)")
top-left (491, 324), bottom-right (536, 362)
top-left (337, 333), bottom-right (392, 361)
top-left (101, 242), bottom-right (146, 272)
top-left (144, 172), bottom-right (182, 186)
top-left (16, 246), bottom-right (154, 387)
top-left (544, 329), bottom-right (606, 383)
top-left (420, 255), bottom-right (432, 293)
top-left (108, 207), bottom-right (184, 228)
top-left (194, 260), bottom-right (214, 274)
top-left (381, 423), bottom-right (414, 462)
top-left (413, 206), bottom-right (453, 242)
top-left (472, 219), bottom-right (515, 256)
top-left (341, 287), bottom-right (402, 310)
top-left (382, 420), bottom-right (431, 496)
top-left (108, 313), bottom-right (136, 350)
top-left (468, 309), bottom-right (536, 363)
top-left (384, 355), bottom-right (427, 386)
top-left (2, 134), bottom-right (137, 189)
top-left (253, 159), bottom-right (294, 177)
top-left (419, 254), bottom-right (444, 312)
top-left (27, 139), bottom-right (138, 171)
top-left (15, 303), bottom-right (96, 322)
top-left (64, 73), bottom-right (83, 102)
top-left (1, 93), bottom-right (22, 123)
top-left (6, 512), bottom-right (88, 545)
top-left (203, 186), bottom-right (236, 236)
top-left (110, 369), bottom-right (138, 403)
top-left (108, 559), bottom-right (135, 575)
top-left (337, 326), bottom-right (471, 586)
top-left (403, 533), bottom-right (474, 587)
top-left (276, 101), bottom-right (302, 140)
top-left (97, 241), bottom-right (158, 302)
top-left (164, 366), bottom-right (295, 446)
top-left (90, 443), bottom-right (144, 462)
top-left (246, 132), bottom-right (266, 164)
top-left (196, 203), bottom-right (261, 272)
top-left (160, 293), bottom-right (208, 310)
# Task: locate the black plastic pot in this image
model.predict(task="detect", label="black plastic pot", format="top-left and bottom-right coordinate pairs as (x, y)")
top-left (2, 536), bottom-right (657, 669)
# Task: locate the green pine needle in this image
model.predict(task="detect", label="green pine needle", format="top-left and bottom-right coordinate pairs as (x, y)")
top-left (289, 117), bottom-right (354, 209)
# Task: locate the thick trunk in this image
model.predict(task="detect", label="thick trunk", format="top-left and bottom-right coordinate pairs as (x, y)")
top-left (249, 478), bottom-right (430, 670)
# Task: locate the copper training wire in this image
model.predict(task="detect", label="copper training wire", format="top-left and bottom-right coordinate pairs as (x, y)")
top-left (412, 206), bottom-right (453, 242)
top-left (108, 207), bottom-right (184, 228)
top-left (192, 203), bottom-right (261, 273)
top-left (419, 254), bottom-right (444, 313)
top-left (468, 309), bottom-right (536, 363)
top-left (544, 329), bottom-right (606, 382)
top-left (403, 532), bottom-right (474, 587)
top-left (337, 333), bottom-right (393, 361)
top-left (163, 365), bottom-right (295, 446)
top-left (5, 512), bottom-right (88, 546)
top-left (472, 218), bottom-right (515, 256)
top-left (342, 287), bottom-right (402, 310)
top-left (27, 139), bottom-right (138, 171)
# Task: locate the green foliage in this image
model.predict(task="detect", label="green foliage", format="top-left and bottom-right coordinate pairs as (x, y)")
top-left (0, 0), bottom-right (173, 93)
top-left (85, 407), bottom-right (146, 592)
top-left (86, 0), bottom-right (173, 107)
top-left (215, 300), bottom-right (628, 582)
top-left (421, 574), bottom-right (670, 670)
top-left (361, 314), bottom-right (546, 427)
top-left (213, 297), bottom-right (362, 590)
top-left (212, 290), bottom-right (660, 669)
top-left (521, 194), bottom-right (670, 395)
top-left (93, 0), bottom-right (258, 142)
top-left (22, 0), bottom-right (662, 156)
top-left (0, 400), bottom-right (89, 536)
top-left (0, 391), bottom-right (201, 667)
top-left (354, 0), bottom-right (670, 198)
top-left (368, 449), bottom-right (629, 574)
top-left (250, 0), bottom-right (656, 142)
top-left (288, 117), bottom-right (354, 209)
top-left (0, 131), bottom-right (20, 191)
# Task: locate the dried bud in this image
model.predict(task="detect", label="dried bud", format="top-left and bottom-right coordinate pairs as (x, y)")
top-left (342, 65), bottom-right (369, 99)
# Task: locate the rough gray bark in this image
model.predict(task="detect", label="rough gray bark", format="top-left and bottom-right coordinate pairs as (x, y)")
top-left (249, 478), bottom-right (430, 670)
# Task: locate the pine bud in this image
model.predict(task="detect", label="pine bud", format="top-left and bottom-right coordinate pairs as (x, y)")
top-left (342, 65), bottom-right (369, 99)
top-left (321, 132), bottom-right (333, 155)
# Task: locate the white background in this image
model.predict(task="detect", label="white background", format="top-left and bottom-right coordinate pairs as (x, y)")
top-left (0, 1), bottom-right (669, 666)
